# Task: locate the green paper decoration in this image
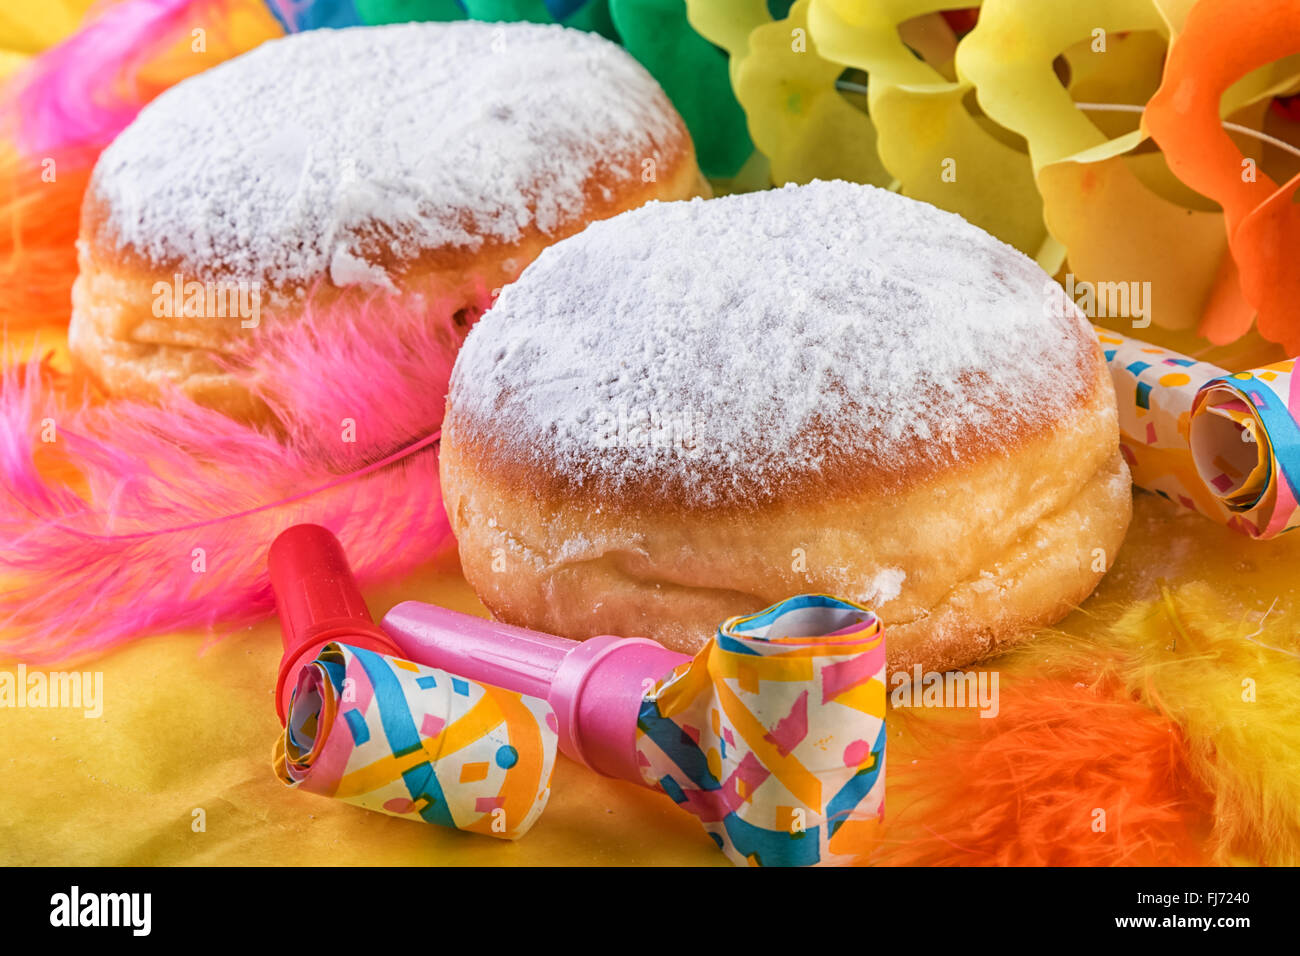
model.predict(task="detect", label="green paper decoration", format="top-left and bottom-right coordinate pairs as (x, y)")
top-left (610, 0), bottom-right (755, 176)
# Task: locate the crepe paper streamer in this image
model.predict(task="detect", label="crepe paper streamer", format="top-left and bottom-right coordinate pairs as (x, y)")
top-left (938, 7), bottom-right (977, 35)
top-left (268, 0), bottom-right (616, 33)
top-left (267, 0), bottom-right (460, 31)
top-left (610, 0), bottom-right (753, 177)
top-left (1145, 0), bottom-right (1300, 353)
top-left (954, 0), bottom-right (1292, 337)
top-left (1275, 92), bottom-right (1300, 123)
top-left (280, 0), bottom-right (620, 36)
top-left (636, 594), bottom-right (886, 867)
top-left (957, 0), bottom-right (1170, 173)
top-left (1097, 325), bottom-right (1300, 539)
top-left (452, 0), bottom-right (617, 39)
top-left (806, 0), bottom-right (1050, 262)
top-left (273, 642), bottom-right (558, 839)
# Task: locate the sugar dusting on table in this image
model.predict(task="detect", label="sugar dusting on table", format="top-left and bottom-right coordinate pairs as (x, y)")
top-left (450, 180), bottom-right (1096, 506)
top-left (91, 21), bottom-right (678, 288)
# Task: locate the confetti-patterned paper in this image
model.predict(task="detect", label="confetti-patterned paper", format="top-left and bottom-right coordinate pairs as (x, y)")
top-left (1098, 327), bottom-right (1300, 538)
top-left (273, 643), bottom-right (557, 840)
top-left (636, 594), bottom-right (886, 867)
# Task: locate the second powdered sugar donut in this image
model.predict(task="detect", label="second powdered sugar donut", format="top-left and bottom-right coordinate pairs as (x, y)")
top-left (70, 20), bottom-right (707, 422)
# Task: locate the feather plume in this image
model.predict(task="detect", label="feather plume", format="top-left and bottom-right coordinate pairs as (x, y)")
top-left (872, 581), bottom-right (1300, 866)
top-left (12, 0), bottom-right (220, 155)
top-left (0, 0), bottom-right (280, 329)
top-left (870, 681), bottom-right (1214, 866)
top-left (0, 140), bottom-right (93, 329)
top-left (1006, 583), bottom-right (1300, 865)
top-left (0, 291), bottom-right (475, 664)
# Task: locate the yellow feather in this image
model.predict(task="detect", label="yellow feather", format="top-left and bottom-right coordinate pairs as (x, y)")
top-left (1004, 581), bottom-right (1300, 865)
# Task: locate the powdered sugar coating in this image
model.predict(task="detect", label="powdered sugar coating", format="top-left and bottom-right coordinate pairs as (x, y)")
top-left (90, 21), bottom-right (680, 289)
top-left (449, 180), bottom-right (1097, 507)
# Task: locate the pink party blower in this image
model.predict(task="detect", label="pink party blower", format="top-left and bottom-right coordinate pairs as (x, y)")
top-left (379, 603), bottom-right (688, 783)
top-left (382, 595), bottom-right (887, 865)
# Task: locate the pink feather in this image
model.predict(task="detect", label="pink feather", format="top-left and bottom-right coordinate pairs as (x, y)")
top-left (0, 291), bottom-right (484, 664)
top-left (0, 1), bottom-right (268, 333)
top-left (10, 0), bottom-right (235, 155)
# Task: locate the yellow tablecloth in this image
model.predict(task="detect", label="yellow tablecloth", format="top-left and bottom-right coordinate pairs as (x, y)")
top-left (0, 547), bottom-right (728, 865)
top-left (3, 0), bottom-right (1298, 868)
top-left (3, 488), bottom-right (1296, 865)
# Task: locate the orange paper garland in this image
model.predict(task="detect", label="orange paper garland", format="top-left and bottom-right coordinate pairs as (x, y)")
top-left (1145, 0), bottom-right (1300, 353)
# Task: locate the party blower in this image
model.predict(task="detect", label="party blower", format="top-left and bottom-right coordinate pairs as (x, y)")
top-left (1099, 327), bottom-right (1300, 538)
top-left (381, 593), bottom-right (888, 867)
top-left (268, 524), bottom-right (557, 839)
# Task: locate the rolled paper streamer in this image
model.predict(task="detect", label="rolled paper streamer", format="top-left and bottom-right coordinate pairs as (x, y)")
top-left (268, 524), bottom-right (557, 838)
top-left (636, 594), bottom-right (887, 867)
top-left (273, 641), bottom-right (558, 840)
top-left (1097, 326), bottom-right (1300, 538)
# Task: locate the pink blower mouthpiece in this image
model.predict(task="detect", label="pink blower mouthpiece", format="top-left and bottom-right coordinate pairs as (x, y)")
top-left (378, 603), bottom-right (686, 784)
top-left (381, 594), bottom-right (888, 867)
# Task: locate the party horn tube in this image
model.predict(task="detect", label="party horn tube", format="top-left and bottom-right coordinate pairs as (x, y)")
top-left (381, 593), bottom-right (887, 866)
top-left (268, 525), bottom-right (557, 840)
top-left (1097, 327), bottom-right (1300, 538)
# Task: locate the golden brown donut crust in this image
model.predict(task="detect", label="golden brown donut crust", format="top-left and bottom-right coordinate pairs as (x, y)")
top-left (440, 356), bottom-right (1131, 676)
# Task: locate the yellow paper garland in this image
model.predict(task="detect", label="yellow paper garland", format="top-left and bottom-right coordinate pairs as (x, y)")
top-left (808, 0), bottom-right (1051, 263)
top-left (957, 0), bottom-right (1300, 335)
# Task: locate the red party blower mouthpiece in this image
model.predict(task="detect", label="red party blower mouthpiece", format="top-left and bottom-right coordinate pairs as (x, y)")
top-left (268, 524), bottom-right (403, 723)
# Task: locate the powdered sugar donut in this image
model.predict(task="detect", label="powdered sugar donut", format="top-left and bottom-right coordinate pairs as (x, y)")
top-left (70, 21), bottom-right (708, 421)
top-left (440, 180), bottom-right (1132, 675)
